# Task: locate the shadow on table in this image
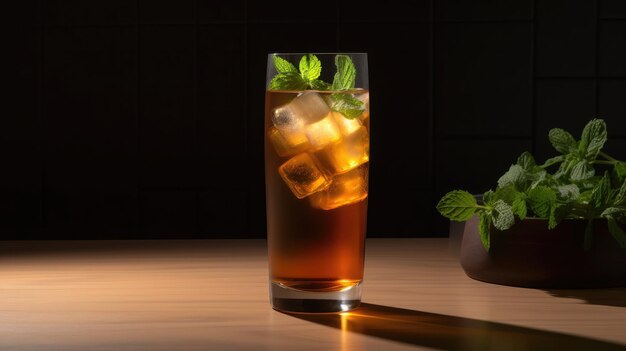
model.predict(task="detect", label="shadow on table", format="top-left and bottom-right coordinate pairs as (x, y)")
top-left (289, 303), bottom-right (626, 351)
top-left (544, 288), bottom-right (626, 308)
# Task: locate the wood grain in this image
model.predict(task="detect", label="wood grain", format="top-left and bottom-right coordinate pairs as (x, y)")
top-left (0, 239), bottom-right (625, 350)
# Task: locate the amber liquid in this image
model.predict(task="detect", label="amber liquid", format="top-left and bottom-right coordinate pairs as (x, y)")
top-left (265, 90), bottom-right (369, 292)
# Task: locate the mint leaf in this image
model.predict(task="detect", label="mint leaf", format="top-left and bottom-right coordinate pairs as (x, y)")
top-left (310, 79), bottom-right (331, 91)
top-left (492, 200), bottom-right (514, 230)
top-left (549, 204), bottom-right (569, 229)
top-left (607, 217), bottom-right (626, 248)
top-left (268, 72), bottom-right (308, 90)
top-left (482, 190), bottom-right (494, 204)
top-left (436, 190), bottom-right (478, 221)
top-left (601, 207), bottom-right (625, 217)
top-left (332, 55), bottom-right (356, 90)
top-left (570, 160), bottom-right (595, 181)
top-left (615, 179), bottom-right (626, 206)
top-left (517, 152), bottom-right (536, 170)
top-left (273, 55), bottom-right (298, 74)
top-left (541, 155), bottom-right (565, 168)
top-left (590, 172), bottom-right (612, 212)
top-left (616, 161), bottom-right (626, 183)
top-left (478, 212), bottom-right (491, 252)
top-left (579, 119), bottom-right (607, 159)
top-left (512, 193), bottom-right (527, 220)
top-left (299, 54), bottom-right (322, 82)
top-left (497, 164), bottom-right (525, 189)
top-left (329, 93), bottom-right (365, 119)
top-left (549, 128), bottom-right (577, 154)
top-left (492, 184), bottom-right (518, 204)
top-left (528, 186), bottom-right (557, 218)
top-left (556, 184), bottom-right (580, 201)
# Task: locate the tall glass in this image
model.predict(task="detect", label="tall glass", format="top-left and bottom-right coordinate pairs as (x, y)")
top-left (264, 53), bottom-right (370, 313)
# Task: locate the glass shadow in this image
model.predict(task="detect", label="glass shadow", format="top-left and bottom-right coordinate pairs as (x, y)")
top-left (545, 288), bottom-right (626, 308)
top-left (288, 303), bottom-right (626, 351)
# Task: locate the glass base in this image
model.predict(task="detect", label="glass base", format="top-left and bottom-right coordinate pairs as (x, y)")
top-left (270, 281), bottom-right (362, 313)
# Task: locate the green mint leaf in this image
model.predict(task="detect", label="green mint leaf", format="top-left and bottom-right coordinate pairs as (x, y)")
top-left (268, 72), bottom-right (308, 91)
top-left (329, 93), bottom-right (365, 119)
top-left (492, 200), bottom-right (515, 231)
top-left (310, 79), bottom-right (331, 91)
top-left (332, 55), bottom-right (356, 90)
top-left (549, 204), bottom-right (569, 229)
top-left (549, 128), bottom-right (577, 154)
top-left (570, 160), bottom-right (595, 181)
top-left (497, 164), bottom-right (525, 189)
top-left (556, 184), bottom-right (580, 201)
top-left (493, 184), bottom-right (518, 205)
top-left (607, 217), bottom-right (626, 248)
top-left (517, 151), bottom-right (536, 170)
top-left (615, 161), bottom-right (626, 184)
top-left (478, 212), bottom-right (491, 252)
top-left (541, 155), bottom-right (565, 169)
top-left (528, 186), bottom-right (557, 218)
top-left (601, 207), bottom-right (625, 218)
top-left (584, 219), bottom-right (593, 251)
top-left (436, 190), bottom-right (478, 221)
top-left (579, 119), bottom-right (607, 160)
top-left (299, 54), bottom-right (322, 82)
top-left (273, 55), bottom-right (298, 74)
top-left (482, 190), bottom-right (494, 204)
top-left (615, 179), bottom-right (626, 206)
top-left (590, 172), bottom-right (612, 212)
top-left (511, 193), bottom-right (527, 220)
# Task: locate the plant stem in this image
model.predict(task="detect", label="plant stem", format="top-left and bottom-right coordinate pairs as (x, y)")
top-left (599, 151), bottom-right (618, 162)
top-left (476, 205), bottom-right (490, 210)
top-left (593, 160), bottom-right (616, 165)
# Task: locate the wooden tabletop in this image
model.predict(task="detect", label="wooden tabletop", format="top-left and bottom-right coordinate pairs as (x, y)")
top-left (1, 238), bottom-right (625, 351)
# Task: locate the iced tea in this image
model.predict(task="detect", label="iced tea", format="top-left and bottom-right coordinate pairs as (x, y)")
top-left (265, 54), bottom-right (369, 312)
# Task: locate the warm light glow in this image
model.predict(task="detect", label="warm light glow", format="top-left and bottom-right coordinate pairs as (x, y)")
top-left (340, 310), bottom-right (349, 351)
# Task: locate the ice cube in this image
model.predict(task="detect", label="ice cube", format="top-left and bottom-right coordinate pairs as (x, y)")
top-left (272, 92), bottom-right (332, 149)
top-left (309, 164), bottom-right (368, 210)
top-left (356, 91), bottom-right (370, 127)
top-left (292, 91), bottom-right (331, 123)
top-left (312, 126), bottom-right (369, 175)
top-left (332, 111), bottom-right (362, 136)
top-left (272, 105), bottom-right (309, 148)
top-left (279, 153), bottom-right (331, 199)
top-left (268, 127), bottom-right (310, 157)
top-left (305, 114), bottom-right (342, 149)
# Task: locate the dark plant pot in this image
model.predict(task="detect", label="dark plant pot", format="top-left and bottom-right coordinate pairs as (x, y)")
top-left (460, 216), bottom-right (626, 288)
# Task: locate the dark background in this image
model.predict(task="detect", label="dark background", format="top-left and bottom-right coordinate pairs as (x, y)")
top-left (3, 0), bottom-right (626, 240)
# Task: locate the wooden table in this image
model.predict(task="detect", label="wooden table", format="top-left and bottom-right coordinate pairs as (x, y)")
top-left (1, 239), bottom-right (625, 350)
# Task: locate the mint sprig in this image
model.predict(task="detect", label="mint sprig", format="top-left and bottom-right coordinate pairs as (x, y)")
top-left (268, 54), bottom-right (366, 119)
top-left (436, 119), bottom-right (626, 252)
top-left (332, 55), bottom-right (356, 90)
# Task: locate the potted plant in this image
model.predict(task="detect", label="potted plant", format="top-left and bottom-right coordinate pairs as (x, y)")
top-left (437, 119), bottom-right (626, 288)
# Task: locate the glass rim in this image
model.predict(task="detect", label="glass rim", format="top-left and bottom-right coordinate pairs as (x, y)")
top-left (268, 52), bottom-right (368, 56)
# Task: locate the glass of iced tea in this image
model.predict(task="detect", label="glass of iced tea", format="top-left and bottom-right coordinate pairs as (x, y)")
top-left (264, 53), bottom-right (370, 313)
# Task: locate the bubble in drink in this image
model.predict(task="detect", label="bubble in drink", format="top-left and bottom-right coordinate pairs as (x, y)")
top-left (313, 126), bottom-right (369, 175)
top-left (278, 153), bottom-right (331, 199)
top-left (309, 164), bottom-right (368, 210)
top-left (268, 127), bottom-right (310, 157)
top-left (332, 111), bottom-right (362, 136)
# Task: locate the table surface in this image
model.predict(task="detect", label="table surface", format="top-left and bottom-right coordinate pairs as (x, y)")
top-left (1, 238), bottom-right (626, 351)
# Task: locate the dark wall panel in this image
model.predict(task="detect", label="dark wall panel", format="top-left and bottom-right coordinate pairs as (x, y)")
top-left (43, 27), bottom-right (137, 238)
top-left (3, 0), bottom-right (626, 239)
